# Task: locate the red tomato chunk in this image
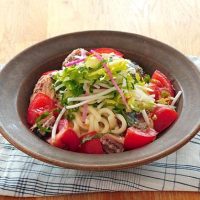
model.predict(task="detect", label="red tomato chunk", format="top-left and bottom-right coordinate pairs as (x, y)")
top-left (153, 107), bottom-right (178, 133)
top-left (94, 48), bottom-right (123, 57)
top-left (124, 127), bottom-right (158, 150)
top-left (27, 93), bottom-right (56, 125)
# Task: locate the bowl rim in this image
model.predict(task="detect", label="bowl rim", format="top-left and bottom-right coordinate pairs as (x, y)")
top-left (0, 30), bottom-right (200, 170)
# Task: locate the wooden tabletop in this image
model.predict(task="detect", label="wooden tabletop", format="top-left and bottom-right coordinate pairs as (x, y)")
top-left (0, 0), bottom-right (199, 199)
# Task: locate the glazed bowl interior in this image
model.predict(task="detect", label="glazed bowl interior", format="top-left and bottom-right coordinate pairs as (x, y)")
top-left (0, 31), bottom-right (200, 170)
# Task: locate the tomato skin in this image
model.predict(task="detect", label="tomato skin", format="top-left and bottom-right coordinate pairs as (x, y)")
top-left (151, 79), bottom-right (163, 87)
top-left (78, 132), bottom-right (104, 154)
top-left (149, 83), bottom-right (161, 100)
top-left (79, 139), bottom-right (104, 154)
top-left (94, 48), bottom-right (123, 57)
top-left (151, 70), bottom-right (174, 97)
top-left (124, 127), bottom-right (158, 150)
top-left (80, 131), bottom-right (97, 141)
top-left (153, 107), bottom-right (178, 133)
top-left (52, 128), bottom-right (80, 151)
top-left (27, 93), bottom-right (56, 125)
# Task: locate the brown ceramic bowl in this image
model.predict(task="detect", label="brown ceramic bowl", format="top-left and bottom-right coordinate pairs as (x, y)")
top-left (0, 31), bottom-right (200, 171)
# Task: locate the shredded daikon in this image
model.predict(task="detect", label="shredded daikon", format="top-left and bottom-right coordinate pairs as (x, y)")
top-left (51, 107), bottom-right (66, 141)
top-left (97, 83), bottom-right (111, 88)
top-left (66, 89), bottom-right (116, 109)
top-left (68, 87), bottom-right (116, 102)
top-left (96, 95), bottom-right (112, 103)
top-left (55, 83), bottom-right (65, 91)
top-left (141, 109), bottom-right (150, 127)
top-left (156, 103), bottom-right (175, 109)
top-left (66, 99), bottom-right (97, 109)
top-left (93, 84), bottom-right (100, 89)
top-left (171, 91), bottom-right (182, 106)
top-left (93, 89), bottom-right (107, 94)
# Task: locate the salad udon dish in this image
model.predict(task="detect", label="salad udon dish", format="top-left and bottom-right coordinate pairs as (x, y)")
top-left (27, 48), bottom-right (182, 154)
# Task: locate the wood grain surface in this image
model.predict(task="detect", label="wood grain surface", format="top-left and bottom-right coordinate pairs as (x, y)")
top-left (0, 0), bottom-right (200, 199)
top-left (0, 192), bottom-right (200, 200)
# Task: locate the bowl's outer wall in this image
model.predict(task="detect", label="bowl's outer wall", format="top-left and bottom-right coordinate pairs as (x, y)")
top-left (0, 31), bottom-right (200, 170)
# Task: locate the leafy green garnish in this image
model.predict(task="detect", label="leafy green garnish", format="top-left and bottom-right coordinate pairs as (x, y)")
top-left (64, 109), bottom-right (77, 120)
top-left (81, 133), bottom-right (103, 144)
top-left (35, 112), bottom-right (51, 135)
top-left (143, 74), bottom-right (151, 83)
top-left (85, 56), bottom-right (100, 68)
top-left (129, 99), bottom-right (155, 112)
top-left (51, 53), bottom-right (154, 113)
top-left (36, 112), bottom-right (49, 124)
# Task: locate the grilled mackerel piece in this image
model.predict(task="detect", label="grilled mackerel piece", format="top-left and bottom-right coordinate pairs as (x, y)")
top-left (100, 134), bottom-right (124, 154)
top-left (62, 48), bottom-right (89, 66)
top-left (30, 74), bottom-right (55, 102)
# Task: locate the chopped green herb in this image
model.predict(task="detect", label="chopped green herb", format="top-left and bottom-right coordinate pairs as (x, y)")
top-left (143, 74), bottom-right (151, 83)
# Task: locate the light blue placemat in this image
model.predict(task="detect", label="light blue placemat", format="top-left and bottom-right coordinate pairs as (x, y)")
top-left (0, 57), bottom-right (200, 197)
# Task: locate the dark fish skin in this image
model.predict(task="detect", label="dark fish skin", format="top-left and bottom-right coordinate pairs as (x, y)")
top-left (30, 74), bottom-right (56, 102)
top-left (62, 48), bottom-right (89, 66)
top-left (100, 134), bottom-right (124, 154)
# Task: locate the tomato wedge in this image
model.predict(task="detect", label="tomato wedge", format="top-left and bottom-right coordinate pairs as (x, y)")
top-left (151, 70), bottom-right (175, 97)
top-left (94, 48), bottom-right (123, 57)
top-left (149, 83), bottom-right (161, 100)
top-left (124, 127), bottom-right (158, 150)
top-left (79, 132), bottom-right (104, 154)
top-left (52, 128), bottom-right (80, 151)
top-left (80, 131), bottom-right (97, 141)
top-left (27, 93), bottom-right (56, 125)
top-left (80, 139), bottom-right (104, 154)
top-left (152, 107), bottom-right (178, 132)
top-left (47, 119), bottom-right (80, 151)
